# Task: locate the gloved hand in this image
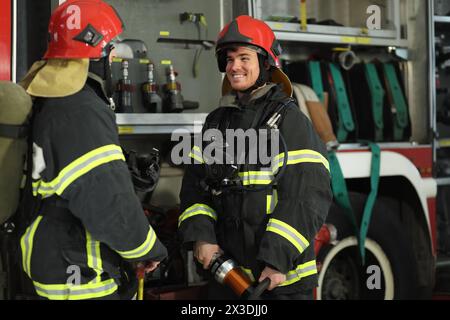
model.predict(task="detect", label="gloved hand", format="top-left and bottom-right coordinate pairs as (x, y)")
top-left (194, 241), bottom-right (223, 270)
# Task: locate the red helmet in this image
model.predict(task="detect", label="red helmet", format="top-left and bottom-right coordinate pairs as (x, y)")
top-left (44, 0), bottom-right (124, 59)
top-left (216, 15), bottom-right (282, 72)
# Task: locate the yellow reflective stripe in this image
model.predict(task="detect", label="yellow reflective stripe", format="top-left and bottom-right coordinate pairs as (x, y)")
top-left (266, 189), bottom-right (278, 215)
top-left (279, 260), bottom-right (317, 287)
top-left (189, 152), bottom-right (204, 163)
top-left (20, 216), bottom-right (43, 278)
top-left (243, 260), bottom-right (317, 287)
top-left (32, 145), bottom-right (125, 197)
top-left (239, 171), bottom-right (273, 177)
top-left (273, 149), bottom-right (327, 163)
top-left (237, 150), bottom-right (329, 187)
top-left (178, 210), bottom-right (217, 226)
top-left (31, 180), bottom-right (54, 198)
top-left (239, 171), bottom-right (273, 186)
top-left (178, 203), bottom-right (217, 227)
top-left (266, 195), bottom-right (272, 214)
top-left (240, 267), bottom-right (255, 282)
top-left (272, 149), bottom-right (330, 173)
top-left (116, 226), bottom-right (156, 259)
top-left (86, 231), bottom-right (102, 284)
top-left (33, 278), bottom-right (118, 300)
top-left (241, 179), bottom-right (272, 186)
top-left (266, 218), bottom-right (309, 253)
top-left (189, 145), bottom-right (204, 164)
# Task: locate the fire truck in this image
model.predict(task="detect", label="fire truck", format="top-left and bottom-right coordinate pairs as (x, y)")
top-left (1, 0), bottom-right (449, 300)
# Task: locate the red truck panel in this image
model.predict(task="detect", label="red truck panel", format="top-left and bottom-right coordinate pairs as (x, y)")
top-left (0, 0), bottom-right (12, 80)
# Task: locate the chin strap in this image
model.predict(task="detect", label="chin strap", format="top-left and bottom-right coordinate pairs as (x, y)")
top-left (87, 71), bottom-right (116, 111)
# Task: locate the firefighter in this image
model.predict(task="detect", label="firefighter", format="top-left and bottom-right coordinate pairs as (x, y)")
top-left (178, 15), bottom-right (333, 300)
top-left (18, 0), bottom-right (167, 300)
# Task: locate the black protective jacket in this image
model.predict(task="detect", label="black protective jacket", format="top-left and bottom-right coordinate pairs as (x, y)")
top-left (179, 83), bottom-right (332, 295)
top-left (20, 79), bottom-right (167, 300)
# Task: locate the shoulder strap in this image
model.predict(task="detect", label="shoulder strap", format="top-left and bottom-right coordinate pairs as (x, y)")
top-left (262, 96), bottom-right (295, 130)
top-left (13, 101), bottom-right (43, 235)
top-left (204, 107), bottom-right (232, 132)
top-left (0, 124), bottom-right (29, 139)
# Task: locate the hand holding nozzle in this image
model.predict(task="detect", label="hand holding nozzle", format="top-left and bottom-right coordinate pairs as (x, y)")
top-left (207, 251), bottom-right (270, 300)
top-left (193, 241), bottom-right (223, 269)
top-left (258, 266), bottom-right (286, 291)
top-left (193, 243), bottom-right (274, 299)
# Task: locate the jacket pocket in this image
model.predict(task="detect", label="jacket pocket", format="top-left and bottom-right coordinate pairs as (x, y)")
top-left (61, 245), bottom-right (98, 284)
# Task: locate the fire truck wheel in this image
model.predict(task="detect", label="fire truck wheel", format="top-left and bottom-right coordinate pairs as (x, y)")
top-left (317, 192), bottom-right (419, 300)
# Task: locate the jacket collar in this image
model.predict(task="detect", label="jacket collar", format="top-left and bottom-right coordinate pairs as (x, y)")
top-left (218, 83), bottom-right (277, 109)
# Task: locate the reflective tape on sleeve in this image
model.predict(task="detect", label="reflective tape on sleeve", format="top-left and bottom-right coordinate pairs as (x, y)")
top-left (266, 218), bottom-right (310, 253)
top-left (116, 226), bottom-right (157, 259)
top-left (272, 149), bottom-right (330, 173)
top-left (178, 203), bottom-right (217, 227)
top-left (32, 144), bottom-right (125, 197)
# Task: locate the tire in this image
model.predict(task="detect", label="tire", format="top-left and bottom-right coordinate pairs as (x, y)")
top-left (317, 192), bottom-right (420, 300)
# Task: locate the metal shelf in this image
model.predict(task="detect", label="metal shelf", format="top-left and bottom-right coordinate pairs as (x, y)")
top-left (435, 16), bottom-right (450, 24)
top-left (337, 142), bottom-right (426, 151)
top-left (437, 177), bottom-right (450, 186)
top-left (265, 21), bottom-right (408, 48)
top-left (116, 113), bottom-right (208, 135)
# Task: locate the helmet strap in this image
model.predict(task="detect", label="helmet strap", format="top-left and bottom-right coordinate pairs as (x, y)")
top-left (255, 54), bottom-right (270, 87)
top-left (88, 45), bottom-right (114, 98)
